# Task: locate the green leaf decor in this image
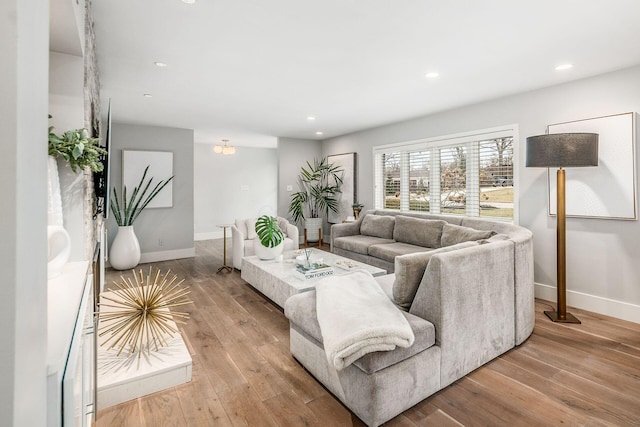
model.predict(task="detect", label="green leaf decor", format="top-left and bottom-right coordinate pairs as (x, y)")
top-left (255, 215), bottom-right (285, 248)
top-left (110, 165), bottom-right (174, 226)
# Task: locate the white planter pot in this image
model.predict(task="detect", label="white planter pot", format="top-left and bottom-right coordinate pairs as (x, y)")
top-left (253, 239), bottom-right (284, 260)
top-left (110, 226), bottom-right (141, 270)
top-left (48, 225), bottom-right (71, 279)
top-left (305, 217), bottom-right (324, 243)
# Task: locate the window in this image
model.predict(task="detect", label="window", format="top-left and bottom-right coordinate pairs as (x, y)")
top-left (373, 126), bottom-right (516, 220)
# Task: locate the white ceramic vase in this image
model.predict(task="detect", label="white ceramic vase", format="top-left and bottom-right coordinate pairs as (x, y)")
top-left (48, 225), bottom-right (71, 278)
top-left (253, 239), bottom-right (284, 260)
top-left (47, 156), bottom-right (64, 227)
top-left (304, 217), bottom-right (323, 243)
top-left (110, 226), bottom-right (141, 270)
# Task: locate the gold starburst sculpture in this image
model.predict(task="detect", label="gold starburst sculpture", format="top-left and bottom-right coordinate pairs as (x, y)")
top-left (98, 267), bottom-right (192, 358)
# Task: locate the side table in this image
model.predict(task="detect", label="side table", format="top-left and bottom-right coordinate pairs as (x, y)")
top-left (216, 224), bottom-right (233, 273)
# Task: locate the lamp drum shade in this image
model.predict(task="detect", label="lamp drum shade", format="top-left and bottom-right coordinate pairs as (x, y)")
top-left (526, 133), bottom-right (598, 168)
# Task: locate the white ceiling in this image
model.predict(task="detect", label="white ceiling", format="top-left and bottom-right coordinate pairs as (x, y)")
top-left (89, 0), bottom-right (640, 148)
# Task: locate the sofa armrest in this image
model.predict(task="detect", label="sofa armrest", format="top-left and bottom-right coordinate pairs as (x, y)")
top-left (330, 221), bottom-right (361, 251)
top-left (286, 222), bottom-right (299, 247)
top-left (409, 241), bottom-right (515, 387)
top-left (231, 225), bottom-right (245, 270)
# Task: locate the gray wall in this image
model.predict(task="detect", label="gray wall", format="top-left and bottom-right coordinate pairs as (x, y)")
top-left (323, 65), bottom-right (640, 321)
top-left (194, 144), bottom-right (278, 238)
top-left (277, 137), bottom-right (323, 236)
top-left (0, 0), bottom-right (49, 424)
top-left (108, 123), bottom-right (195, 260)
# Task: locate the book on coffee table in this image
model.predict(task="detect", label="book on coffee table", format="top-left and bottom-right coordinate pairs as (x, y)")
top-left (293, 263), bottom-right (334, 280)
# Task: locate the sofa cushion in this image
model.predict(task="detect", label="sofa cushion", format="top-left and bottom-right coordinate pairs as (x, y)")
top-left (276, 217), bottom-right (289, 236)
top-left (368, 242), bottom-right (432, 263)
top-left (375, 274), bottom-right (408, 312)
top-left (284, 290), bottom-right (436, 374)
top-left (360, 214), bottom-right (395, 239)
top-left (440, 223), bottom-right (496, 247)
top-left (243, 239), bottom-right (255, 256)
top-left (353, 311), bottom-right (435, 374)
top-left (393, 215), bottom-right (446, 248)
top-left (479, 233), bottom-right (510, 244)
top-left (333, 235), bottom-right (394, 255)
top-left (393, 241), bottom-right (479, 309)
top-left (245, 218), bottom-right (258, 239)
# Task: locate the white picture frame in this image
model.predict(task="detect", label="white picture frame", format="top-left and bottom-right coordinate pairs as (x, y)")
top-left (547, 112), bottom-right (637, 220)
top-left (122, 150), bottom-right (174, 208)
top-left (327, 152), bottom-right (357, 224)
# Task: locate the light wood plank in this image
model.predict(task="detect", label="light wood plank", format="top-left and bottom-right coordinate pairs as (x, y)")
top-left (95, 399), bottom-right (144, 427)
top-left (97, 240), bottom-right (640, 427)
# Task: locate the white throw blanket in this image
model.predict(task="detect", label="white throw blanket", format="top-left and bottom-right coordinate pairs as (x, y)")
top-left (315, 270), bottom-right (415, 370)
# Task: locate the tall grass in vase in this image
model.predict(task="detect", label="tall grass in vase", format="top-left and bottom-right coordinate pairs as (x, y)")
top-left (109, 165), bottom-right (174, 270)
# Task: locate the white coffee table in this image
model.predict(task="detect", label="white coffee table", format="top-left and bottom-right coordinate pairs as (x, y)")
top-left (241, 249), bottom-right (386, 308)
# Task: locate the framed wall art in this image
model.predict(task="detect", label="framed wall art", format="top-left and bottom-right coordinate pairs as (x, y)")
top-left (547, 112), bottom-right (636, 220)
top-left (122, 150), bottom-right (174, 208)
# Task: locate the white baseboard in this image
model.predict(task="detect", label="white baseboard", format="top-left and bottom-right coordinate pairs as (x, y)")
top-left (535, 282), bottom-right (640, 324)
top-left (194, 231), bottom-right (225, 241)
top-left (140, 248), bottom-right (195, 264)
top-left (106, 247), bottom-right (196, 268)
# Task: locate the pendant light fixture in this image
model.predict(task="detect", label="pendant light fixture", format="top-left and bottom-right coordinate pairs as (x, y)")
top-left (213, 139), bottom-right (236, 155)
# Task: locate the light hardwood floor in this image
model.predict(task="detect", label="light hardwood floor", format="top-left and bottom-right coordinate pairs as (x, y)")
top-left (97, 240), bottom-right (640, 426)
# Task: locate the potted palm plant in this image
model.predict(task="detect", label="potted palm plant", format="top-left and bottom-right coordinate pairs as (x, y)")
top-left (288, 157), bottom-right (344, 242)
top-left (253, 215), bottom-right (285, 260)
top-left (109, 165), bottom-right (174, 270)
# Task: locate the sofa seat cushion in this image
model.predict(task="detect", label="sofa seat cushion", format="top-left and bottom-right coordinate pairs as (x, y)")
top-left (441, 223), bottom-right (496, 247)
top-left (333, 235), bottom-right (394, 255)
top-left (368, 242), bottom-right (432, 263)
top-left (284, 290), bottom-right (436, 375)
top-left (360, 214), bottom-right (396, 239)
top-left (393, 215), bottom-right (447, 248)
top-left (243, 239), bottom-right (255, 256)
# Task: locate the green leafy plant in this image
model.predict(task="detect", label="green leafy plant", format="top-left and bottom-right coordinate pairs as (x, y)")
top-left (110, 165), bottom-right (174, 226)
top-left (48, 117), bottom-right (107, 173)
top-left (288, 157), bottom-right (344, 225)
top-left (255, 215), bottom-right (285, 248)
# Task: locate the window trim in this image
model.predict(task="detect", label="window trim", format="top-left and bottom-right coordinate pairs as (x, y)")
top-left (372, 124), bottom-right (520, 224)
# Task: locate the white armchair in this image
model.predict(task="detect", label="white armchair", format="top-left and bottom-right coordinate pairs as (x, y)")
top-left (231, 216), bottom-right (299, 270)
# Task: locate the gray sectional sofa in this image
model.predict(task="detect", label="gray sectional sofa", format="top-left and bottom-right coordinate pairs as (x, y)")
top-left (285, 209), bottom-right (534, 426)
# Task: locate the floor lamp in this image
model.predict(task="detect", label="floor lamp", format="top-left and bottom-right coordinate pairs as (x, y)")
top-left (525, 133), bottom-right (599, 324)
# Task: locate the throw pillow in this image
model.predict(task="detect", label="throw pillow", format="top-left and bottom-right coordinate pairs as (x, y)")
top-left (393, 216), bottom-right (446, 248)
top-left (393, 241), bottom-right (479, 309)
top-left (360, 214), bottom-right (396, 239)
top-left (276, 217), bottom-right (288, 236)
top-left (440, 223), bottom-right (496, 247)
top-left (245, 218), bottom-right (258, 239)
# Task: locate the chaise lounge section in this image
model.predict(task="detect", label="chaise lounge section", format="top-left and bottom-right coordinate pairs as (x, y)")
top-left (285, 211), bottom-right (534, 426)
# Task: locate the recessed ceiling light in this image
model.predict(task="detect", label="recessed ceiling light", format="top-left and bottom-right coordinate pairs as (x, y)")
top-left (555, 64), bottom-right (573, 71)
top-left (307, 116), bottom-right (316, 121)
top-left (181, 0), bottom-right (196, 4)
top-left (154, 61), bottom-right (168, 67)
top-left (425, 72), bottom-right (440, 78)
top-left (143, 94), bottom-right (153, 98)
top-left (315, 131), bottom-right (323, 136)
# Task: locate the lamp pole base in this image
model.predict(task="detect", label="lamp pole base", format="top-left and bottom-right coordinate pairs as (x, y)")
top-left (544, 310), bottom-right (581, 324)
